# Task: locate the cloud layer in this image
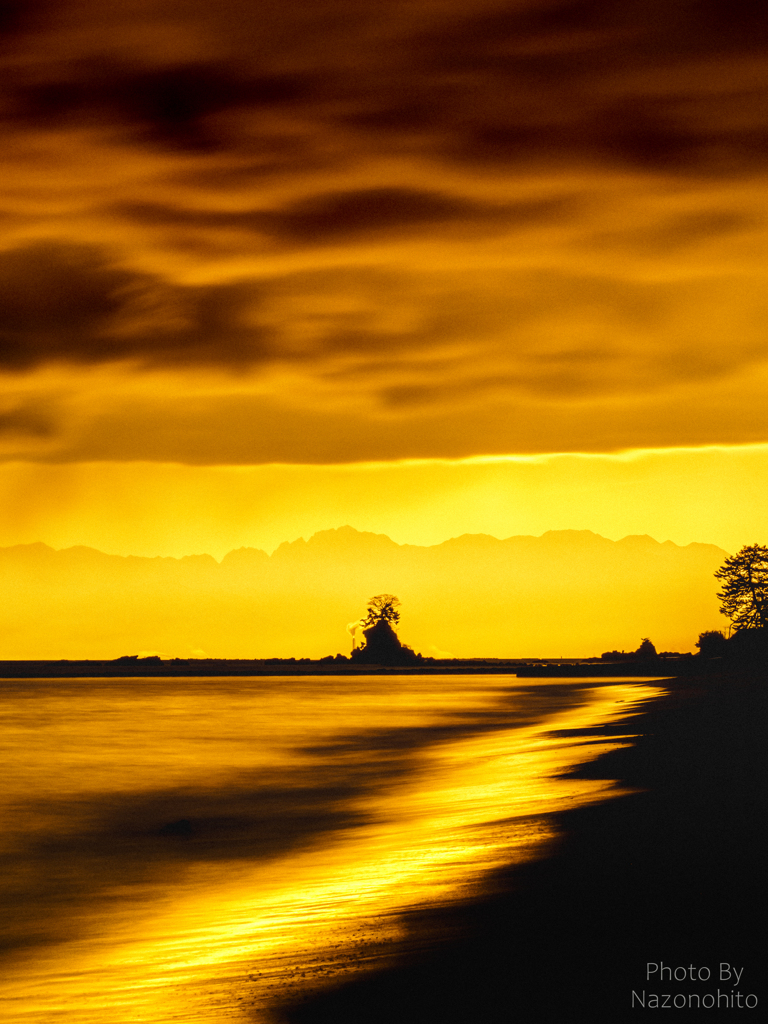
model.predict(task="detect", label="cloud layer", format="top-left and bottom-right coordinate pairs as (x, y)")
top-left (1, 1), bottom-right (768, 461)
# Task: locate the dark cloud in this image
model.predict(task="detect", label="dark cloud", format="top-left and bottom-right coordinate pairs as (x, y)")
top-left (265, 0), bottom-right (768, 176)
top-left (0, 400), bottom-right (56, 438)
top-left (0, 0), bottom-right (52, 39)
top-left (1, 2), bottom-right (768, 462)
top-left (265, 187), bottom-right (498, 243)
top-left (2, 1), bottom-right (768, 174)
top-left (9, 61), bottom-right (315, 151)
top-left (2, 244), bottom-right (766, 394)
top-left (0, 244), bottom-right (137, 369)
top-left (0, 243), bottom-right (274, 370)
top-left (590, 209), bottom-right (756, 255)
top-left (35, 376), bottom-right (768, 466)
top-left (691, 0), bottom-right (768, 48)
top-left (415, 0), bottom-right (768, 72)
top-left (113, 189), bottom-right (565, 246)
top-left (0, 0), bottom-right (25, 35)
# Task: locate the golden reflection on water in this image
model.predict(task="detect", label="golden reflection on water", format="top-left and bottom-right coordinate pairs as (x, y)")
top-left (0, 675), bottom-right (664, 1023)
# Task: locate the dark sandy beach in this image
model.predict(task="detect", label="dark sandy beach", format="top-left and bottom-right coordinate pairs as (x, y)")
top-left (279, 669), bottom-right (767, 1023)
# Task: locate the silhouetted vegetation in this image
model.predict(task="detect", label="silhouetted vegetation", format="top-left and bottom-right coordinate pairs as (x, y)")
top-left (600, 638), bottom-right (660, 662)
top-left (695, 629), bottom-right (727, 657)
top-left (715, 543), bottom-right (768, 631)
top-left (350, 595), bottom-right (422, 666)
top-left (723, 626), bottom-right (768, 663)
top-left (690, 545), bottom-right (768, 667)
top-left (592, 545), bottom-right (768, 671)
top-left (635, 637), bottom-right (657, 657)
top-left (360, 594), bottom-right (401, 629)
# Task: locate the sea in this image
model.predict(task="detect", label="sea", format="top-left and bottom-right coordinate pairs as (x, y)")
top-left (0, 673), bottom-right (666, 1023)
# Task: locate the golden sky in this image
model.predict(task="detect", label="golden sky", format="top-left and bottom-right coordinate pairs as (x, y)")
top-left (1, 0), bottom-right (768, 557)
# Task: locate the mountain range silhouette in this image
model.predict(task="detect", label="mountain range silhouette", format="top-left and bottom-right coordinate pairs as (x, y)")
top-left (0, 527), bottom-right (726, 660)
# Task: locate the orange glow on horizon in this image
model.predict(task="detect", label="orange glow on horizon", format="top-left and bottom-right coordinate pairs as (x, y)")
top-left (0, 445), bottom-right (766, 560)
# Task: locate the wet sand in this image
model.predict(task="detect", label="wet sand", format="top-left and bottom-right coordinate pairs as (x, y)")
top-left (280, 669), bottom-right (767, 1022)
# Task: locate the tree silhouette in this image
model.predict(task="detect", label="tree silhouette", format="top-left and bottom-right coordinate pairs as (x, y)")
top-left (351, 594), bottom-right (420, 665)
top-left (714, 544), bottom-right (768, 632)
top-left (361, 594), bottom-right (401, 628)
top-left (696, 630), bottom-right (727, 657)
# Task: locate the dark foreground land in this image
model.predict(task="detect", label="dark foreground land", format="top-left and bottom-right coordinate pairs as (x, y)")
top-left (0, 656), bottom-right (691, 677)
top-left (277, 669), bottom-right (766, 1023)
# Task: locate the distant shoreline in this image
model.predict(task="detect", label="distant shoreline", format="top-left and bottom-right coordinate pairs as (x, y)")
top-left (0, 657), bottom-right (691, 678)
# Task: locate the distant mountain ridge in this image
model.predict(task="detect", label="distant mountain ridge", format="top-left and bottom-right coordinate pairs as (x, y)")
top-left (0, 528), bottom-right (727, 660)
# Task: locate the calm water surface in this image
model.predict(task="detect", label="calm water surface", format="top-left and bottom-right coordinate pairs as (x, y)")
top-left (0, 674), bottom-right (665, 1022)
